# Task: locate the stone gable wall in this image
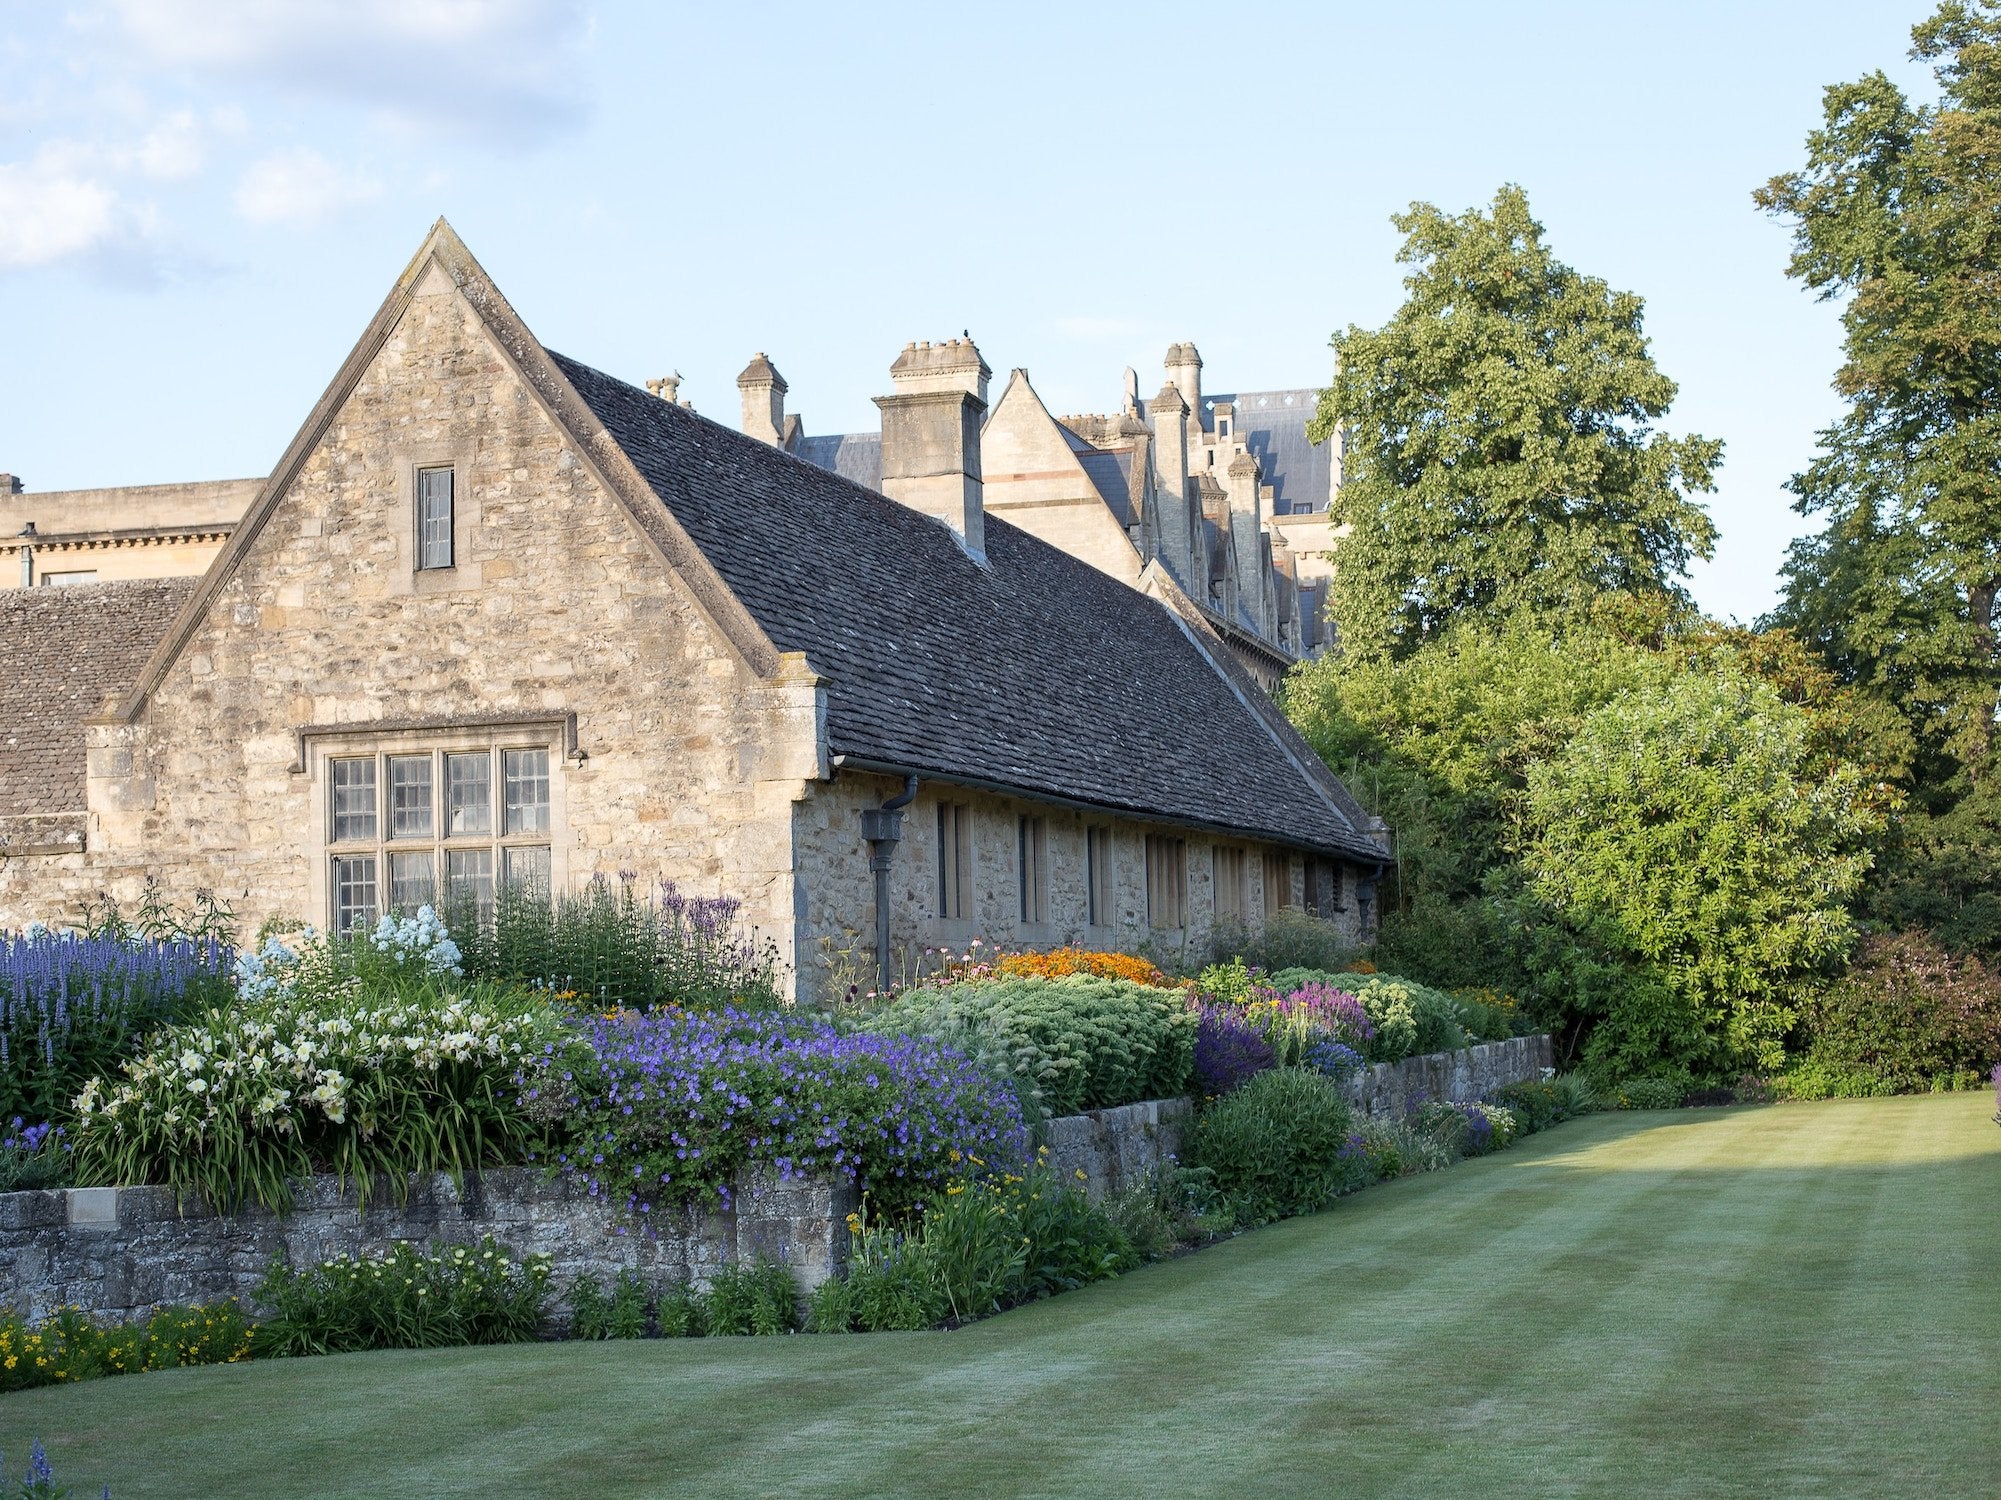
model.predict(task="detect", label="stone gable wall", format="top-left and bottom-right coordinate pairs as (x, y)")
top-left (0, 271), bottom-right (820, 981)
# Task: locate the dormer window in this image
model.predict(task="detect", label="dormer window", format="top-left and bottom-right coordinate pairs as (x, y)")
top-left (416, 465), bottom-right (455, 570)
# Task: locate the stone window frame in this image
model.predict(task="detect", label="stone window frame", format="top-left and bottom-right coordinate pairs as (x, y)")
top-left (1085, 825), bottom-right (1115, 930)
top-left (392, 448), bottom-right (483, 596)
top-left (1145, 834), bottom-right (1187, 931)
top-left (415, 464), bottom-right (455, 571)
top-left (306, 722), bottom-right (569, 932)
top-left (1016, 813), bottom-right (1049, 928)
top-left (936, 801), bottom-right (972, 923)
top-left (1213, 844), bottom-right (1249, 927)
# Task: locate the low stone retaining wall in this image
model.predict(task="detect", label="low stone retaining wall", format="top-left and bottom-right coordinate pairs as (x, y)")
top-left (0, 1166), bottom-right (855, 1325)
top-left (1040, 1097), bottom-right (1192, 1202)
top-left (1343, 1034), bottom-right (1554, 1119)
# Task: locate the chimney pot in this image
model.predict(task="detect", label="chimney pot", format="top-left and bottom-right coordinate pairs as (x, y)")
top-left (876, 336), bottom-right (990, 559)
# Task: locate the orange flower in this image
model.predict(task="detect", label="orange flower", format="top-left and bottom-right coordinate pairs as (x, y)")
top-left (996, 947), bottom-right (1166, 987)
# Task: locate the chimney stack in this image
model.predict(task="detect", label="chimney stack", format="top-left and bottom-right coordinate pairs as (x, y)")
top-left (0, 475), bottom-right (21, 496)
top-left (874, 338), bottom-right (990, 558)
top-left (1164, 342), bottom-right (1203, 430)
top-left (646, 373), bottom-right (688, 406)
top-left (736, 353), bottom-right (788, 445)
top-left (1149, 383), bottom-right (1193, 579)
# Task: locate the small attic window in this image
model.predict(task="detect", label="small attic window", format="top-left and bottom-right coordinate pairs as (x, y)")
top-left (1218, 415), bottom-right (1232, 438)
top-left (416, 466), bottom-right (455, 570)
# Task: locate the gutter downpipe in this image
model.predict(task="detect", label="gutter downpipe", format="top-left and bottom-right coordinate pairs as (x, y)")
top-left (859, 773), bottom-right (920, 997)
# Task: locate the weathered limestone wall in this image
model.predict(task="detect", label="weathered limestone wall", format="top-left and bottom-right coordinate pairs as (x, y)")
top-left (0, 266), bottom-right (821, 984)
top-left (793, 770), bottom-right (1362, 1006)
top-left (1040, 1098), bottom-right (1191, 1203)
top-left (1343, 1035), bottom-right (1554, 1119)
top-left (0, 1166), bottom-right (855, 1326)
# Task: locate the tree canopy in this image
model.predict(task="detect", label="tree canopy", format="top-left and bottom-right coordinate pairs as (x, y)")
top-left (1310, 185), bottom-right (1721, 662)
top-left (1758, 0), bottom-right (2001, 953)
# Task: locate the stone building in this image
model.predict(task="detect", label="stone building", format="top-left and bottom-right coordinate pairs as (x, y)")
top-left (0, 221), bottom-right (1388, 1000)
top-left (757, 341), bottom-right (1342, 690)
top-left (1, 476), bottom-right (250, 588)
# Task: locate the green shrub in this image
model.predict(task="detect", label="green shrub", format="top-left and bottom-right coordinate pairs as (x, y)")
top-left (860, 976), bottom-right (1195, 1121)
top-left (567, 1270), bottom-right (652, 1340)
top-left (1790, 932), bottom-right (2001, 1095)
top-left (1193, 1068), bottom-right (1354, 1223)
top-left (1608, 1071), bottom-right (1694, 1110)
top-left (0, 1300), bottom-right (254, 1391)
top-left (1344, 974), bottom-right (1467, 1062)
top-left (252, 1237), bottom-right (550, 1356)
top-left (698, 1258), bottom-right (799, 1336)
top-left (1230, 907), bottom-right (1358, 975)
top-left (656, 1284), bottom-right (703, 1338)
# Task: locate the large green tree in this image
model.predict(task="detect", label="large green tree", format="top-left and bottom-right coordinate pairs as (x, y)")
top-left (1758, 0), bottom-right (2001, 953)
top-left (1310, 185), bottom-right (1721, 662)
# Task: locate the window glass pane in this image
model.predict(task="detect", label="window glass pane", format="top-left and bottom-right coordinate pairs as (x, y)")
top-left (388, 850), bottom-right (435, 912)
top-left (446, 752), bottom-right (492, 836)
top-left (445, 847), bottom-right (494, 918)
top-left (1087, 828), bottom-right (1111, 927)
top-left (503, 749), bottom-right (550, 834)
top-left (502, 844), bottom-right (550, 897)
top-left (388, 755), bottom-right (434, 839)
top-left (417, 466), bottom-right (454, 570)
top-left (333, 856), bottom-right (378, 934)
top-left (330, 758), bottom-right (377, 843)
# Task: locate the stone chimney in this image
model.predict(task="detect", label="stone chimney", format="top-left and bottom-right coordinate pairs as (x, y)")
top-left (1148, 384), bottom-right (1193, 581)
top-left (1165, 342), bottom-right (1203, 426)
top-left (0, 474), bottom-right (21, 496)
top-left (736, 354), bottom-right (787, 446)
top-left (874, 338), bottom-right (990, 557)
top-left (646, 373), bottom-right (689, 407)
top-left (1226, 450), bottom-right (1267, 635)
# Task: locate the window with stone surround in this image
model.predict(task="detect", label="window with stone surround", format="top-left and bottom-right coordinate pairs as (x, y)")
top-left (325, 745), bottom-right (551, 933)
top-left (1086, 826), bottom-right (1114, 927)
top-left (416, 465), bottom-right (455, 570)
top-left (936, 802), bottom-right (971, 922)
top-left (1213, 845), bottom-right (1248, 926)
top-left (1263, 849), bottom-right (1293, 911)
top-left (1305, 858), bottom-right (1346, 918)
top-left (1017, 815), bottom-right (1047, 925)
top-left (1145, 835), bottom-right (1186, 930)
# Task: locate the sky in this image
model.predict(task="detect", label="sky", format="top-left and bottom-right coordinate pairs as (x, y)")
top-left (0, 1), bottom-right (1945, 625)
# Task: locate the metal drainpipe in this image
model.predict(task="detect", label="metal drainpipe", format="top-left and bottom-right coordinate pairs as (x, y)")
top-left (859, 774), bottom-right (920, 997)
top-left (1357, 860), bottom-right (1386, 943)
top-left (16, 523), bottom-right (35, 589)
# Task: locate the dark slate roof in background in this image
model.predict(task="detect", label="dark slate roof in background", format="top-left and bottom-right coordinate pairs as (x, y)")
top-left (795, 432), bottom-right (881, 491)
top-left (551, 353), bottom-right (1386, 862)
top-left (0, 579), bottom-right (196, 817)
top-left (1137, 388), bottom-right (1331, 516)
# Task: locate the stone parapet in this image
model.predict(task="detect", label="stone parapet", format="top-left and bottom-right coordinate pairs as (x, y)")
top-left (1343, 1034), bottom-right (1554, 1119)
top-left (1039, 1097), bottom-right (1192, 1202)
top-left (0, 1165), bottom-right (856, 1326)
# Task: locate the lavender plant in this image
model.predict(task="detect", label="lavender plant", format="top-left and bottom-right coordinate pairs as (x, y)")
top-left (537, 1007), bottom-right (1029, 1221)
top-left (1191, 1009), bottom-right (1276, 1097)
top-left (0, 929), bottom-right (232, 1122)
top-left (0, 1118), bottom-right (70, 1192)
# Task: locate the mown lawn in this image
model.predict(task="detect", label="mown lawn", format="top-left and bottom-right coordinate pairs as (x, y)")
top-left (7, 1093), bottom-right (1998, 1499)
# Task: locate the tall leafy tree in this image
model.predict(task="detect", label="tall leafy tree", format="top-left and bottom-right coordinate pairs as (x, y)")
top-left (1310, 185), bottom-right (1721, 661)
top-left (1758, 1), bottom-right (2001, 952)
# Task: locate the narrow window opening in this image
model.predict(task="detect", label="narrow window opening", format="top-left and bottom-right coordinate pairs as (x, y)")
top-left (1017, 815), bottom-right (1047, 925)
top-left (416, 465), bottom-right (455, 570)
top-left (1086, 827), bottom-right (1114, 927)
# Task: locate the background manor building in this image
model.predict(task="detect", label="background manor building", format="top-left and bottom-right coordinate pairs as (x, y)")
top-left (0, 222), bottom-right (1388, 1001)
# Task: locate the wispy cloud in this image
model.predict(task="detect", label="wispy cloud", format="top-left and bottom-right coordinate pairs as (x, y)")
top-left (235, 148), bottom-right (383, 227)
top-left (0, 149), bottom-right (119, 271)
top-left (105, 0), bottom-right (594, 148)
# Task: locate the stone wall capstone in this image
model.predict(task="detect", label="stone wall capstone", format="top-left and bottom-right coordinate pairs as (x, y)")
top-left (0, 1166), bottom-right (855, 1327)
top-left (1342, 1035), bottom-right (1554, 1119)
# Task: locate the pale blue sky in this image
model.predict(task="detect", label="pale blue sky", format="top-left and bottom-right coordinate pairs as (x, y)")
top-left (0, 1), bottom-right (1940, 623)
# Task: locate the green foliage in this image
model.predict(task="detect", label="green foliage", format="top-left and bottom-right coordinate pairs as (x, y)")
top-left (0, 1300), bottom-right (254, 1391)
top-left (1491, 1075), bottom-right (1599, 1133)
top-left (1345, 974), bottom-right (1466, 1062)
top-left (1311, 185), bottom-right (1719, 663)
top-left (859, 976), bottom-right (1195, 1121)
top-left (1606, 1072), bottom-right (1696, 1111)
top-left (1758, 4), bottom-right (2001, 950)
top-left (698, 1258), bottom-right (799, 1336)
top-left (567, 1271), bottom-right (652, 1340)
top-left (1525, 670), bottom-right (1883, 1073)
top-left (815, 1162), bottom-right (1136, 1332)
top-left (1789, 930), bottom-right (2001, 1093)
top-left (655, 1285), bottom-right (703, 1338)
top-left (252, 1237), bottom-right (551, 1356)
top-left (1192, 1068), bottom-right (1354, 1224)
top-left (444, 877), bottom-right (784, 1011)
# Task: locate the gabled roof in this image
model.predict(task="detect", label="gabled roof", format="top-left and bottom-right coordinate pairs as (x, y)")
top-left (0, 580), bottom-right (196, 817)
top-left (551, 354), bottom-right (1386, 861)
